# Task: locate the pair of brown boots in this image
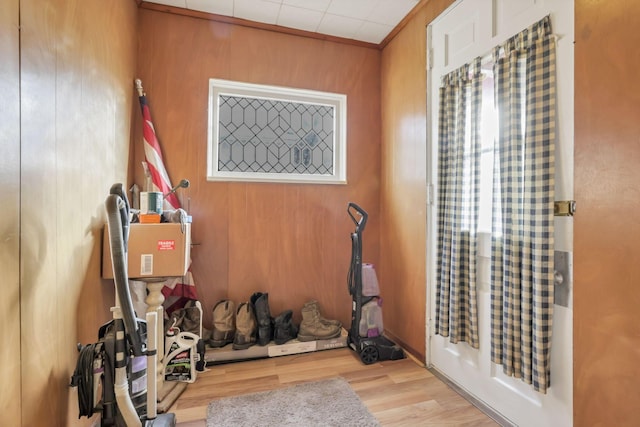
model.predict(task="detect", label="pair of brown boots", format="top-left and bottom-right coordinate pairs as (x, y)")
top-left (208, 299), bottom-right (259, 350)
top-left (297, 300), bottom-right (342, 342)
top-left (209, 292), bottom-right (274, 350)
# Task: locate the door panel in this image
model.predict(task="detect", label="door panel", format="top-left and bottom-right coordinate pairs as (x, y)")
top-left (494, 0), bottom-right (548, 39)
top-left (431, 0), bottom-right (492, 74)
top-left (427, 1), bottom-right (574, 426)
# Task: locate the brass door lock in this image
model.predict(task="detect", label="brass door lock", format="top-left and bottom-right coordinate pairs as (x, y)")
top-left (554, 200), bottom-right (576, 216)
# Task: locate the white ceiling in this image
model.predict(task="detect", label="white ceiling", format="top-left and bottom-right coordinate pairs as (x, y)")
top-left (143, 0), bottom-right (420, 44)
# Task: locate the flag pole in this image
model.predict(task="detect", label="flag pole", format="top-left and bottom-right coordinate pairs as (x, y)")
top-left (135, 78), bottom-right (182, 210)
top-left (134, 79), bottom-right (197, 409)
top-left (135, 79), bottom-right (152, 191)
top-left (135, 78), bottom-right (144, 97)
top-left (134, 78), bottom-right (189, 409)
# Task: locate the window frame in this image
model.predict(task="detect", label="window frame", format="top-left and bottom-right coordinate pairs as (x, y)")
top-left (207, 78), bottom-right (347, 184)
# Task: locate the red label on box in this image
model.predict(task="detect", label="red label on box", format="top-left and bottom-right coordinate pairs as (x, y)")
top-left (157, 240), bottom-right (175, 251)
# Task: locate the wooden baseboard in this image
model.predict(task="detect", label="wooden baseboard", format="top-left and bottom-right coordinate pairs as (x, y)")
top-left (383, 329), bottom-right (425, 365)
top-left (157, 381), bottom-right (188, 414)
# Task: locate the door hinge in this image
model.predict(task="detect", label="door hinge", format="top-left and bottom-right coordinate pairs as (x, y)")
top-left (428, 183), bottom-right (435, 205)
top-left (427, 317), bottom-right (435, 337)
top-left (428, 48), bottom-right (434, 70)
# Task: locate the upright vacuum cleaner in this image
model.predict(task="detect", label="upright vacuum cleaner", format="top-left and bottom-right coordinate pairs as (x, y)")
top-left (71, 183), bottom-right (175, 426)
top-left (347, 202), bottom-right (405, 365)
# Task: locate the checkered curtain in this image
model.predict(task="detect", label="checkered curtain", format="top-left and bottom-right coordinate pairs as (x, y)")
top-left (490, 15), bottom-right (556, 393)
top-left (435, 57), bottom-right (482, 349)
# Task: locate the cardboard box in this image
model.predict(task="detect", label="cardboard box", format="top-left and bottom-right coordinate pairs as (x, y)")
top-left (102, 223), bottom-right (191, 279)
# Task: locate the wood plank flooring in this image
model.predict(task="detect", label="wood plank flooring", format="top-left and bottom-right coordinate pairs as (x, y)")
top-left (169, 348), bottom-right (499, 426)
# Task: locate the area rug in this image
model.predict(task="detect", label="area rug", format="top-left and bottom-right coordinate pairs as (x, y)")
top-left (206, 377), bottom-right (380, 426)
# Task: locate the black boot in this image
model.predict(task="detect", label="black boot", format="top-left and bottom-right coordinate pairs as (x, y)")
top-left (250, 292), bottom-right (273, 346)
top-left (273, 310), bottom-right (299, 345)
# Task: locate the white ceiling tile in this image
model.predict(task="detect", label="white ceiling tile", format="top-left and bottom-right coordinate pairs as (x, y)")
top-left (234, 0), bottom-right (281, 25)
top-left (149, 0), bottom-right (187, 8)
top-left (186, 0), bottom-right (233, 15)
top-left (317, 13), bottom-right (362, 40)
top-left (282, 0), bottom-right (331, 12)
top-left (326, 0), bottom-right (380, 19)
top-left (144, 0), bottom-right (416, 44)
top-left (277, 5), bottom-right (323, 32)
top-left (354, 20), bottom-right (393, 44)
top-left (366, 0), bottom-right (418, 26)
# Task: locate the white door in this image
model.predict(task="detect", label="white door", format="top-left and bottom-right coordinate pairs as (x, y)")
top-left (426, 1), bottom-right (574, 426)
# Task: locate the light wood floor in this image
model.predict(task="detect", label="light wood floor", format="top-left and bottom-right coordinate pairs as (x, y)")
top-left (168, 347), bottom-right (499, 426)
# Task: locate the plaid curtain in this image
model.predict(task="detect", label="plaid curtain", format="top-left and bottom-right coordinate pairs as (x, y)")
top-left (490, 15), bottom-right (556, 393)
top-left (435, 57), bottom-right (482, 348)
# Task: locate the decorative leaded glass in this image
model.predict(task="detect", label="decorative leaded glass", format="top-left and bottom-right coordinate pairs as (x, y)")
top-left (207, 79), bottom-right (346, 184)
top-left (218, 96), bottom-right (334, 175)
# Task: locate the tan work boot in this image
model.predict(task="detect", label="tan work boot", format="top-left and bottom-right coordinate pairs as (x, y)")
top-left (297, 301), bottom-right (342, 341)
top-left (233, 302), bottom-right (257, 350)
top-left (209, 299), bottom-right (235, 348)
top-left (304, 300), bottom-right (342, 329)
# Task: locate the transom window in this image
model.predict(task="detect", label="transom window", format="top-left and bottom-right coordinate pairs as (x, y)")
top-left (207, 79), bottom-right (347, 184)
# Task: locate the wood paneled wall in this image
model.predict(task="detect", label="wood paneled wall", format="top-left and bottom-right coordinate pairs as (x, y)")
top-left (18, 1), bottom-right (138, 425)
top-left (0, 0), bottom-right (21, 425)
top-left (9, 1), bottom-right (638, 424)
top-left (574, 1), bottom-right (640, 425)
top-left (135, 10), bottom-right (382, 328)
top-left (379, 0), bottom-right (454, 360)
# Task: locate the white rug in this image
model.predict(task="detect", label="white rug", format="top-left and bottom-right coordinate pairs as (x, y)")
top-left (206, 377), bottom-right (380, 426)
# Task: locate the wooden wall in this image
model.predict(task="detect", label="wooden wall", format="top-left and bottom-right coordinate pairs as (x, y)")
top-left (0, 0), bottom-right (21, 425)
top-left (379, 0), bottom-right (454, 360)
top-left (135, 9), bottom-right (382, 328)
top-left (7, 0), bottom-right (638, 424)
top-left (17, 0), bottom-right (138, 425)
top-left (574, 1), bottom-right (640, 425)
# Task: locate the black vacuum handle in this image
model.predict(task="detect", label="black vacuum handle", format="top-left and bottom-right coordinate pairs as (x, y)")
top-left (347, 202), bottom-right (368, 232)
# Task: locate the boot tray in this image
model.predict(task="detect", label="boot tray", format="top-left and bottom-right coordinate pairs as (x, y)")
top-left (204, 328), bottom-right (348, 365)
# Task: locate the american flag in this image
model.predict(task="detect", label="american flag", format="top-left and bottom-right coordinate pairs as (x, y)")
top-left (162, 272), bottom-right (199, 315)
top-left (136, 80), bottom-right (181, 210)
top-left (136, 79), bottom-right (198, 313)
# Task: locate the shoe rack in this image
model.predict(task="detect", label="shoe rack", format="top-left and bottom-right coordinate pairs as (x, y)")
top-left (204, 328), bottom-right (348, 365)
